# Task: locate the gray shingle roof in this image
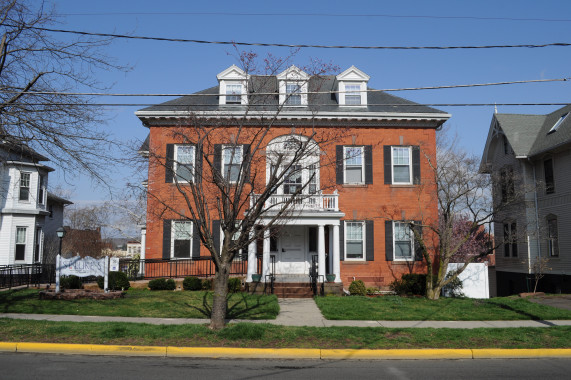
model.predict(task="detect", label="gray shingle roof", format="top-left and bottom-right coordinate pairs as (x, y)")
top-left (138, 75), bottom-right (446, 115)
top-left (495, 104), bottom-right (571, 157)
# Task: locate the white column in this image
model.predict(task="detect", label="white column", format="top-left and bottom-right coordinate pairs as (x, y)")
top-left (247, 229), bottom-right (257, 282)
top-left (318, 224), bottom-right (325, 280)
top-left (262, 228), bottom-right (270, 280)
top-left (139, 228), bottom-right (146, 277)
top-left (332, 224), bottom-right (341, 283)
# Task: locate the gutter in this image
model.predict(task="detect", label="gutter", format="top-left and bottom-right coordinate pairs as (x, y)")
top-left (528, 158), bottom-right (541, 270)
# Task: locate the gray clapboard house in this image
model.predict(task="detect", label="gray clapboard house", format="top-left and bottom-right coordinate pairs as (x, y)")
top-left (481, 105), bottom-right (571, 295)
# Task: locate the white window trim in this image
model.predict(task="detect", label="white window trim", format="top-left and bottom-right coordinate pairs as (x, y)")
top-left (221, 81), bottom-right (247, 105)
top-left (15, 226), bottom-right (27, 262)
top-left (393, 221), bottom-right (414, 261)
top-left (174, 144), bottom-right (195, 183)
top-left (280, 80), bottom-right (308, 106)
top-left (19, 171), bottom-right (31, 203)
top-left (344, 221), bottom-right (366, 261)
top-left (222, 144), bottom-right (243, 183)
top-left (339, 81), bottom-right (367, 107)
top-left (38, 174), bottom-right (46, 205)
top-left (343, 146), bottom-right (364, 184)
top-left (171, 220), bottom-right (193, 259)
top-left (391, 146), bottom-right (413, 185)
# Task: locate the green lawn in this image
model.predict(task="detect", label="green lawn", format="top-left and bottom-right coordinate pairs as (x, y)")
top-left (0, 289), bottom-right (279, 320)
top-left (314, 296), bottom-right (571, 321)
top-left (1, 319), bottom-right (569, 349)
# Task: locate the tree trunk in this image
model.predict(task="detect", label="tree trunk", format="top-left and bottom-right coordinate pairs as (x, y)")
top-left (210, 264), bottom-right (230, 330)
top-left (426, 286), bottom-right (442, 300)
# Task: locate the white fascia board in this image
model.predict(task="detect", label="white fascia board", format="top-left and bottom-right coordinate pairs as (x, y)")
top-left (136, 109), bottom-right (451, 122)
top-left (5, 161), bottom-right (55, 172)
top-left (336, 65), bottom-right (370, 81)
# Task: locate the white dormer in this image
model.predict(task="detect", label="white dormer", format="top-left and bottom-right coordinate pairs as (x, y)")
top-left (336, 66), bottom-right (370, 107)
top-left (277, 65), bottom-right (310, 106)
top-left (217, 65), bottom-right (249, 105)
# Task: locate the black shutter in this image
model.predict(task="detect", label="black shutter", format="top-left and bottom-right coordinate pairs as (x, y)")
top-left (193, 221), bottom-right (201, 258)
top-left (384, 146), bottom-right (392, 184)
top-left (412, 145), bottom-right (421, 185)
top-left (212, 220), bottom-right (221, 255)
top-left (414, 221), bottom-right (423, 261)
top-left (162, 219), bottom-right (171, 259)
top-left (195, 144), bottom-right (203, 184)
top-left (365, 220), bottom-right (374, 261)
top-left (242, 144), bottom-right (251, 183)
top-left (339, 221), bottom-right (344, 261)
top-left (213, 144), bottom-right (222, 180)
top-left (165, 144), bottom-right (174, 183)
top-left (364, 145), bottom-right (373, 184)
top-left (385, 220), bottom-right (393, 261)
top-left (336, 145), bottom-right (344, 184)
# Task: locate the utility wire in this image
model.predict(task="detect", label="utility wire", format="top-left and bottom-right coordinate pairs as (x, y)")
top-left (8, 23), bottom-right (571, 50)
top-left (14, 103), bottom-right (570, 108)
top-left (2, 77), bottom-right (568, 98)
top-left (59, 11), bottom-right (571, 23)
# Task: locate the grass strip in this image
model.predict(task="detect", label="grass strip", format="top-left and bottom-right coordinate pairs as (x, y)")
top-left (0, 289), bottom-right (279, 320)
top-left (0, 319), bottom-right (569, 349)
top-left (314, 295), bottom-right (571, 321)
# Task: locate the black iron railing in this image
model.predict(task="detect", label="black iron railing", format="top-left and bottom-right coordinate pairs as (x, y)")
top-left (309, 255), bottom-right (324, 296)
top-left (0, 264), bottom-right (55, 289)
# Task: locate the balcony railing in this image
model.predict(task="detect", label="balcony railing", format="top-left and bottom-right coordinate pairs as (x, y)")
top-left (252, 191), bottom-right (339, 212)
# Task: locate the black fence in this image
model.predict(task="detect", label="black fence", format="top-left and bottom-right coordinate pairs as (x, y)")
top-left (0, 264), bottom-right (55, 289)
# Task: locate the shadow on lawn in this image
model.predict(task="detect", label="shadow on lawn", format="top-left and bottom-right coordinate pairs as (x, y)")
top-left (185, 291), bottom-right (277, 320)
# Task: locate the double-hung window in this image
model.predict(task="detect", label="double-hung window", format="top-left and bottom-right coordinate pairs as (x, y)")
top-left (345, 84), bottom-right (361, 105)
top-left (547, 217), bottom-right (559, 257)
top-left (38, 175), bottom-right (45, 205)
top-left (172, 221), bottom-right (192, 258)
top-left (345, 222), bottom-right (364, 260)
top-left (283, 164), bottom-right (302, 194)
top-left (394, 222), bottom-right (414, 260)
top-left (19, 172), bottom-right (31, 201)
top-left (285, 83), bottom-right (302, 105)
top-left (174, 145), bottom-right (195, 183)
top-left (226, 83), bottom-right (242, 104)
top-left (308, 164), bottom-right (317, 194)
top-left (392, 147), bottom-right (412, 184)
top-left (344, 146), bottom-right (364, 183)
top-left (503, 222), bottom-right (518, 258)
top-left (15, 227), bottom-right (27, 261)
top-left (544, 158), bottom-right (555, 194)
top-left (223, 145), bottom-right (243, 183)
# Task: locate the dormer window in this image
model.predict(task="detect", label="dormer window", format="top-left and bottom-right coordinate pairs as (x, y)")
top-left (217, 65), bottom-right (248, 105)
top-left (277, 66), bottom-right (309, 106)
top-left (336, 66), bottom-right (370, 106)
top-left (548, 112), bottom-right (568, 134)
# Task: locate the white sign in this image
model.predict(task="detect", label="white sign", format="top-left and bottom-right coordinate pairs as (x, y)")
top-left (60, 256), bottom-right (106, 277)
top-left (56, 255), bottom-right (109, 293)
top-left (110, 257), bottom-right (120, 272)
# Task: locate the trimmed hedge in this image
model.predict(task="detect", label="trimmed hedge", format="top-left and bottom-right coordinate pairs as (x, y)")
top-left (183, 277), bottom-right (202, 291)
top-left (96, 272), bottom-right (130, 291)
top-left (148, 278), bottom-right (176, 291)
top-left (348, 280), bottom-right (367, 296)
top-left (60, 275), bottom-right (82, 290)
top-left (390, 273), bottom-right (428, 296)
top-left (228, 277), bottom-right (242, 292)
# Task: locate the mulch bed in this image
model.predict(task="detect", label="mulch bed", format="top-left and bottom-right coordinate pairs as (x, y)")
top-left (39, 289), bottom-right (125, 300)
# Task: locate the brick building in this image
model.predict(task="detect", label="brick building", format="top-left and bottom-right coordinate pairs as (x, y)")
top-left (136, 65), bottom-right (450, 290)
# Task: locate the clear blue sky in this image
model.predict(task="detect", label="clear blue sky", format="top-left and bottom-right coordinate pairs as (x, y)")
top-left (49, 0), bottom-right (571, 202)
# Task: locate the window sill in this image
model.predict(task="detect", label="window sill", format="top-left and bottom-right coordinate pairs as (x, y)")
top-left (389, 184), bottom-right (416, 188)
top-left (391, 260), bottom-right (415, 264)
top-left (342, 260), bottom-right (366, 264)
top-left (342, 183), bottom-right (367, 188)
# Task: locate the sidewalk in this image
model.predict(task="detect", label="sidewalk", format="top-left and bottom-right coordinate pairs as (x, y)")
top-left (2, 298), bottom-right (571, 328)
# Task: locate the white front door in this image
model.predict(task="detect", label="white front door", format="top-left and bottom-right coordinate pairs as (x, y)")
top-left (277, 226), bottom-right (307, 274)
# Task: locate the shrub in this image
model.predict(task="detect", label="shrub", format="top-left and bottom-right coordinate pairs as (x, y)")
top-left (390, 273), bottom-right (427, 296)
top-left (348, 280), bottom-right (367, 296)
top-left (366, 287), bottom-right (378, 295)
top-left (442, 274), bottom-right (464, 297)
top-left (60, 275), bottom-right (82, 290)
top-left (183, 276), bottom-right (202, 291)
top-left (228, 277), bottom-right (242, 292)
top-left (96, 272), bottom-right (130, 291)
top-left (202, 279), bottom-right (212, 290)
top-left (148, 278), bottom-right (176, 291)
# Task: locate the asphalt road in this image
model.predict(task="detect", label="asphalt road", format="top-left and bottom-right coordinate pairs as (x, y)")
top-left (2, 353), bottom-right (571, 379)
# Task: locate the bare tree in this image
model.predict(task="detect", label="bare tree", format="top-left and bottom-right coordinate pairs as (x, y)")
top-left (0, 0), bottom-right (128, 182)
top-left (410, 131), bottom-right (521, 300)
top-left (146, 53), bottom-right (340, 329)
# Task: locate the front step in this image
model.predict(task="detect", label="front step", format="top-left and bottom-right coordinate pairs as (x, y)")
top-left (273, 282), bottom-right (315, 298)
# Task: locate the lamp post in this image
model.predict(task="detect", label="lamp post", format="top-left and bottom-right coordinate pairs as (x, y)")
top-left (56, 227), bottom-right (66, 257)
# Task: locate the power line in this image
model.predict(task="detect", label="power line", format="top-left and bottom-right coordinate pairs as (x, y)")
top-left (2, 77), bottom-right (569, 98)
top-left (11, 24), bottom-right (571, 50)
top-left (14, 102), bottom-right (570, 108)
top-left (59, 11), bottom-right (571, 23)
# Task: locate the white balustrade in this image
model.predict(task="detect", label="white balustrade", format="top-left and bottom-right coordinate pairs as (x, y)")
top-left (251, 192), bottom-right (339, 211)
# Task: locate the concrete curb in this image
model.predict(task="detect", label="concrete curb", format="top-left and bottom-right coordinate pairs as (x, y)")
top-left (1, 342), bottom-right (571, 360)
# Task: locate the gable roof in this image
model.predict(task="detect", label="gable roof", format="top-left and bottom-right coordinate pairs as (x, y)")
top-left (481, 104), bottom-right (571, 171)
top-left (136, 74), bottom-right (449, 123)
top-left (0, 136), bottom-right (50, 162)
